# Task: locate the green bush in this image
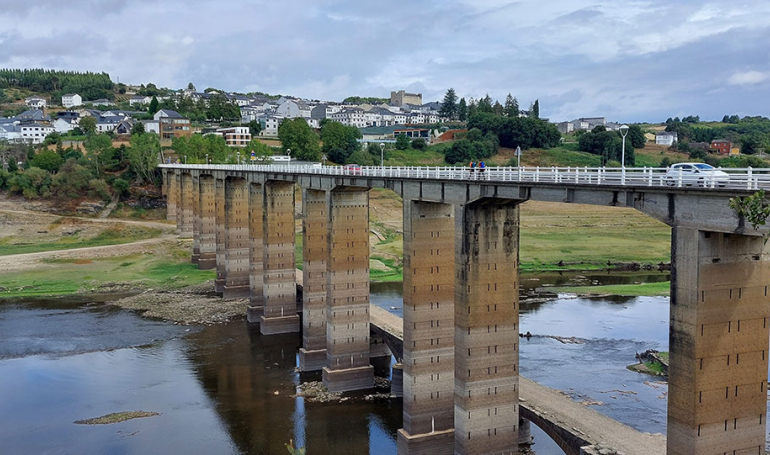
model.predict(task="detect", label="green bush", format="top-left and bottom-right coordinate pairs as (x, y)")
top-left (9, 167), bottom-right (52, 198)
top-left (29, 150), bottom-right (64, 172)
top-left (113, 178), bottom-right (130, 197)
top-left (411, 138), bottom-right (427, 150)
top-left (50, 159), bottom-right (94, 200)
top-left (395, 134), bottom-right (410, 150)
top-left (0, 169), bottom-right (9, 190)
top-left (88, 179), bottom-right (112, 202)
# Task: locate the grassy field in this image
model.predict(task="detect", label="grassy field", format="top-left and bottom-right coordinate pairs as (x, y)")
top-left (0, 224), bottom-right (164, 256)
top-left (552, 281), bottom-right (671, 297)
top-left (0, 245), bottom-right (215, 298)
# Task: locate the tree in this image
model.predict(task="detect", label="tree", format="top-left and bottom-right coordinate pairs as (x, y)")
top-left (9, 167), bottom-right (52, 198)
top-left (148, 96), bottom-right (159, 115)
top-left (411, 138), bottom-right (427, 150)
top-left (530, 100), bottom-right (540, 119)
top-left (30, 150), bottom-right (64, 172)
top-left (128, 132), bottom-right (160, 184)
top-left (457, 98), bottom-right (468, 122)
top-left (84, 134), bottom-right (113, 177)
top-left (0, 87), bottom-right (6, 104)
top-left (439, 88), bottom-right (458, 120)
top-left (79, 116), bottom-right (97, 136)
top-left (321, 121), bottom-right (361, 163)
top-left (627, 125), bottom-right (646, 149)
top-left (247, 120), bottom-right (262, 137)
top-left (277, 118), bottom-right (321, 161)
top-left (467, 98), bottom-right (477, 118)
top-left (112, 178), bottom-right (130, 197)
top-left (245, 138), bottom-right (274, 163)
top-left (187, 82), bottom-right (195, 91)
top-left (730, 190), bottom-right (770, 243)
top-left (492, 101), bottom-right (504, 116)
top-left (131, 122), bottom-right (146, 135)
top-left (395, 134), bottom-right (410, 150)
top-left (477, 95), bottom-right (493, 113)
top-left (504, 94), bottom-right (520, 118)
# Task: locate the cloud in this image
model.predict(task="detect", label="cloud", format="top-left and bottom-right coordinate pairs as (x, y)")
top-left (727, 70), bottom-right (769, 86)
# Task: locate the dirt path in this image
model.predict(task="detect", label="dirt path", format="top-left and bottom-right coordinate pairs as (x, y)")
top-left (0, 208), bottom-right (174, 231)
top-left (0, 236), bottom-right (180, 272)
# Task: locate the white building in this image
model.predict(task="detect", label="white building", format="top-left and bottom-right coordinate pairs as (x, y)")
top-left (210, 126), bottom-right (251, 147)
top-left (89, 98), bottom-right (115, 107)
top-left (61, 94), bottom-right (82, 108)
top-left (656, 131), bottom-right (678, 146)
top-left (329, 108), bottom-right (367, 128)
top-left (20, 123), bottom-right (54, 144)
top-left (259, 116), bottom-right (283, 137)
top-left (53, 118), bottom-right (77, 134)
top-left (96, 116), bottom-right (122, 133)
top-left (129, 95), bottom-right (152, 106)
top-left (276, 100), bottom-right (312, 119)
top-left (142, 120), bottom-right (160, 134)
top-left (306, 118), bottom-right (320, 129)
top-left (25, 96), bottom-right (47, 109)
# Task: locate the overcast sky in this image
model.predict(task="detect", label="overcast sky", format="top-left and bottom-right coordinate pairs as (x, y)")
top-left (1, 0), bottom-right (769, 122)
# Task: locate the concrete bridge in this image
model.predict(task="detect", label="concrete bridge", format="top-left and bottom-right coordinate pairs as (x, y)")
top-left (161, 163), bottom-right (770, 455)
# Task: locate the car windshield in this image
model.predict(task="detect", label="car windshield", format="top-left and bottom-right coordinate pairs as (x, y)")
top-left (693, 164), bottom-right (714, 170)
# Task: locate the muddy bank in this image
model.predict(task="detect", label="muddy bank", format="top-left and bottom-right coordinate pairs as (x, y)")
top-left (111, 281), bottom-right (246, 325)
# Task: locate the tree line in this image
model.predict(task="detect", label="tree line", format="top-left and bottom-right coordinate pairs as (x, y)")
top-left (439, 88), bottom-right (540, 122)
top-left (0, 68), bottom-right (114, 101)
top-left (665, 115), bottom-right (770, 155)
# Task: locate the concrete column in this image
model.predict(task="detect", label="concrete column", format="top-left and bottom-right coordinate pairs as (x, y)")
top-left (299, 188), bottom-right (328, 371)
top-left (668, 228), bottom-right (770, 455)
top-left (398, 200), bottom-right (455, 454)
top-left (191, 173), bottom-right (201, 264)
top-left (166, 171), bottom-right (177, 221)
top-left (454, 201), bottom-right (520, 455)
top-left (322, 188), bottom-right (374, 393)
top-left (391, 363), bottom-right (404, 398)
top-left (175, 172), bottom-right (183, 233)
top-left (260, 181), bottom-right (300, 335)
top-left (198, 175), bottom-right (217, 270)
top-left (215, 178), bottom-right (226, 294)
top-left (179, 172), bottom-right (194, 238)
top-left (247, 182), bottom-right (265, 322)
top-left (223, 178), bottom-right (250, 299)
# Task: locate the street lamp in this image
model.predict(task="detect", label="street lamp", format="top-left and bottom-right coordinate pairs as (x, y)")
top-left (205, 153), bottom-right (209, 164)
top-left (184, 155), bottom-right (187, 164)
top-left (237, 152), bottom-right (241, 165)
top-left (515, 145), bottom-right (522, 168)
top-left (619, 124), bottom-right (629, 185)
top-left (379, 143), bottom-right (385, 167)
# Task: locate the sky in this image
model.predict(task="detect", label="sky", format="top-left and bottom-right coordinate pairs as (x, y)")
top-left (1, 0), bottom-right (769, 122)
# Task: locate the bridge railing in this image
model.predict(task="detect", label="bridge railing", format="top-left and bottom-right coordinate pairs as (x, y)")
top-left (159, 164), bottom-right (770, 191)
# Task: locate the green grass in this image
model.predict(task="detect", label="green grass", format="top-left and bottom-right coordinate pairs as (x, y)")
top-left (370, 255), bottom-right (403, 282)
top-left (384, 147), bottom-right (446, 166)
top-left (0, 225), bottom-right (163, 256)
top-left (0, 248), bottom-right (215, 298)
top-left (552, 281), bottom-right (671, 297)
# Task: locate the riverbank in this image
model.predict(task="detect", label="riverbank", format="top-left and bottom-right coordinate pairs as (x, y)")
top-left (552, 281), bottom-right (671, 297)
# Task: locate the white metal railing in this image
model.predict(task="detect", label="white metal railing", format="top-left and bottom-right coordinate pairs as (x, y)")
top-left (158, 164), bottom-right (770, 192)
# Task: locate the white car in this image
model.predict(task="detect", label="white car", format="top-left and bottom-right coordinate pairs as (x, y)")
top-left (665, 163), bottom-right (730, 187)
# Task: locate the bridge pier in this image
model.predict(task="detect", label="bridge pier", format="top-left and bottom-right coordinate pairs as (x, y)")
top-left (191, 173), bottom-right (201, 264)
top-left (166, 170), bottom-right (177, 222)
top-left (397, 200), bottom-right (456, 454)
top-left (247, 181), bottom-right (265, 322)
top-left (175, 172), bottom-right (183, 234)
top-left (299, 188), bottom-right (328, 371)
top-left (198, 175), bottom-right (217, 270)
top-left (668, 228), bottom-right (770, 455)
top-left (179, 173), bottom-right (194, 238)
top-left (260, 181), bottom-right (300, 335)
top-left (454, 200), bottom-right (520, 455)
top-left (223, 178), bottom-right (250, 299)
top-left (322, 188), bottom-right (374, 393)
top-left (214, 177), bottom-right (226, 293)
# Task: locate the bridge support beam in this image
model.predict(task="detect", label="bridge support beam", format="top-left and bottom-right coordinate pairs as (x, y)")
top-left (175, 172), bottom-right (183, 233)
top-left (299, 188), bottom-right (328, 371)
top-left (223, 178), bottom-right (250, 299)
top-left (668, 228), bottom-right (770, 455)
top-left (198, 175), bottom-right (217, 270)
top-left (215, 177), bottom-right (226, 293)
top-left (166, 171), bottom-right (177, 222)
top-left (398, 200), bottom-right (456, 454)
top-left (247, 182), bottom-right (265, 322)
top-left (179, 172), bottom-right (193, 238)
top-left (322, 188), bottom-right (374, 392)
top-left (191, 173), bottom-right (201, 264)
top-left (454, 200), bottom-right (520, 455)
top-left (260, 181), bottom-right (300, 335)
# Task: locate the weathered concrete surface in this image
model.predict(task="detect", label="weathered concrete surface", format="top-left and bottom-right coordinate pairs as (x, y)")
top-left (247, 181), bottom-right (264, 322)
top-left (454, 200), bottom-right (520, 454)
top-left (214, 178), bottom-right (226, 293)
top-left (398, 200), bottom-right (455, 454)
top-left (299, 189), bottom-right (328, 371)
top-left (223, 178), bottom-right (250, 299)
top-left (179, 172), bottom-right (194, 238)
top-left (191, 173), bottom-right (201, 264)
top-left (322, 188), bottom-right (374, 392)
top-left (668, 228), bottom-right (770, 455)
top-left (260, 181), bottom-right (299, 335)
top-left (198, 175), bottom-right (217, 270)
top-left (174, 172), bottom-right (183, 234)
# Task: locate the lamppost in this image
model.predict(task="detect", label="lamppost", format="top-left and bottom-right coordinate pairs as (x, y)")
top-left (205, 153), bottom-right (209, 164)
top-left (379, 143), bottom-right (385, 167)
top-left (619, 124), bottom-right (629, 185)
top-left (516, 145), bottom-right (522, 168)
top-left (184, 155), bottom-right (187, 164)
top-left (237, 152), bottom-right (241, 165)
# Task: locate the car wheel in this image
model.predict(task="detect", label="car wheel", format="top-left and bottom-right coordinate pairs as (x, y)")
top-left (666, 177), bottom-right (675, 187)
top-left (697, 178), bottom-right (705, 188)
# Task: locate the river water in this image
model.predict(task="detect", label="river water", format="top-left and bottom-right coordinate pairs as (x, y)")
top-left (0, 270), bottom-right (734, 455)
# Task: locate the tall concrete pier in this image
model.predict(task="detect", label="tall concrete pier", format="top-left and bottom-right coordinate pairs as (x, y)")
top-left (163, 164), bottom-right (770, 455)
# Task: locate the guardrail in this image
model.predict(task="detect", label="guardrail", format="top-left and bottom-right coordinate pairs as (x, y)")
top-left (159, 164), bottom-right (770, 191)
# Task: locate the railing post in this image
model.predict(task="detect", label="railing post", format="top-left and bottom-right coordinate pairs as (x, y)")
top-left (747, 167), bottom-right (754, 190)
top-left (535, 167), bottom-right (540, 182)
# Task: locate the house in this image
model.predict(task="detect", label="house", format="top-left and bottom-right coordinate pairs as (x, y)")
top-left (88, 98), bottom-right (115, 107)
top-left (62, 94), bottom-right (82, 108)
top-left (57, 111), bottom-right (80, 121)
top-left (154, 110), bottom-right (191, 143)
top-left (688, 142), bottom-right (710, 151)
top-left (53, 118), bottom-right (77, 134)
top-left (710, 139), bottom-right (732, 155)
top-left (24, 96), bottom-right (47, 109)
top-left (656, 131), bottom-right (678, 146)
top-left (306, 118), bottom-right (320, 129)
top-left (276, 100), bottom-right (312, 119)
top-left (259, 116), bottom-right (283, 137)
top-left (129, 96), bottom-right (152, 106)
top-left (115, 119), bottom-right (136, 135)
top-left (557, 122), bottom-right (574, 134)
top-left (329, 108), bottom-right (367, 128)
top-left (390, 90), bottom-right (422, 107)
top-left (16, 109), bottom-right (49, 122)
top-left (0, 124), bottom-right (22, 142)
top-left (96, 116), bottom-right (123, 133)
top-left (20, 122), bottom-right (54, 144)
top-left (211, 126), bottom-right (251, 147)
top-left (142, 120), bottom-right (160, 134)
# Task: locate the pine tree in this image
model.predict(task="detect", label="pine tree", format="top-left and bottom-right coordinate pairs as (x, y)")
top-left (440, 88), bottom-right (458, 120)
top-left (148, 96), bottom-right (159, 115)
top-left (493, 101), bottom-right (504, 116)
top-left (457, 98), bottom-right (468, 122)
top-left (477, 95), bottom-right (493, 113)
top-left (467, 98), bottom-right (477, 118)
top-left (504, 94), bottom-right (517, 117)
top-left (532, 100), bottom-right (540, 119)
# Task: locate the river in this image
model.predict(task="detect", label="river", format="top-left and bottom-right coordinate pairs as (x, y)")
top-left (0, 271), bottom-right (733, 454)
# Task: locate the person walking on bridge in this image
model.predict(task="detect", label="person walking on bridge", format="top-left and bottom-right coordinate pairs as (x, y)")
top-left (469, 161), bottom-right (476, 179)
top-left (479, 160), bottom-right (486, 180)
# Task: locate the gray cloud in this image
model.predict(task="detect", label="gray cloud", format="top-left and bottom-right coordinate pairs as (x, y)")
top-left (0, 0), bottom-right (767, 122)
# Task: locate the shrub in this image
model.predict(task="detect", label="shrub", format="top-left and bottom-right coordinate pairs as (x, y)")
top-left (113, 178), bottom-right (130, 197)
top-left (411, 138), bottom-right (427, 150)
top-left (0, 169), bottom-right (9, 190)
top-left (29, 150), bottom-right (64, 173)
top-left (395, 134), bottom-right (410, 150)
top-left (50, 159), bottom-right (94, 200)
top-left (8, 167), bottom-right (52, 198)
top-left (89, 179), bottom-right (112, 202)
